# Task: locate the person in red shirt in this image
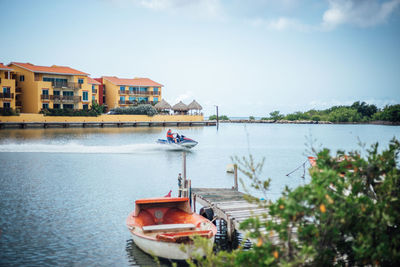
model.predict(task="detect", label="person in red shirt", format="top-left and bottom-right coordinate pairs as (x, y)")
top-left (167, 129), bottom-right (174, 143)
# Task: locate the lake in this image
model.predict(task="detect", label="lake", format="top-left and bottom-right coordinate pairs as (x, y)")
top-left (0, 123), bottom-right (398, 266)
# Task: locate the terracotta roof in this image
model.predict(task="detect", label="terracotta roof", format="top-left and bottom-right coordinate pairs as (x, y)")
top-left (11, 62), bottom-right (89, 76)
top-left (0, 63), bottom-right (13, 71)
top-left (103, 76), bottom-right (163, 87)
top-left (87, 77), bottom-right (101, 85)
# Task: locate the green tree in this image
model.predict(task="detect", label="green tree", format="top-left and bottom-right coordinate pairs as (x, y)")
top-left (189, 139), bottom-right (400, 266)
top-left (269, 111), bottom-right (284, 121)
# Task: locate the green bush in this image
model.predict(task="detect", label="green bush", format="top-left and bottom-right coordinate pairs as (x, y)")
top-left (0, 108), bottom-right (20, 116)
top-left (40, 107), bottom-right (100, 117)
top-left (311, 115), bottom-right (321, 121)
top-left (189, 139), bottom-right (400, 266)
top-left (110, 104), bottom-right (157, 116)
top-left (209, 115), bottom-right (229, 120)
top-left (249, 116), bottom-right (255, 120)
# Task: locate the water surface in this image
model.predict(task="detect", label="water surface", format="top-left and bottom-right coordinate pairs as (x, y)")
top-left (0, 124), bottom-right (398, 266)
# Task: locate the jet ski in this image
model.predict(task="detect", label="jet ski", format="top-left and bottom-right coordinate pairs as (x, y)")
top-left (157, 135), bottom-right (198, 149)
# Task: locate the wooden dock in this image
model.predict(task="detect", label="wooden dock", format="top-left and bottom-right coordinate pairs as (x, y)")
top-left (0, 120), bottom-right (216, 129)
top-left (191, 188), bottom-right (269, 241)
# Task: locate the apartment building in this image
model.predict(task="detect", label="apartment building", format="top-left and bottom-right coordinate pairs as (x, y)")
top-left (9, 62), bottom-right (93, 113)
top-left (87, 77), bottom-right (100, 104)
top-left (0, 63), bottom-right (17, 111)
top-left (101, 76), bottom-right (163, 109)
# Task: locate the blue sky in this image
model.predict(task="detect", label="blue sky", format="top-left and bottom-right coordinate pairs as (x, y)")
top-left (1, 0), bottom-right (399, 116)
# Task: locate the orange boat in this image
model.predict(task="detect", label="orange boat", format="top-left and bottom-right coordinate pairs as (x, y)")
top-left (126, 197), bottom-right (217, 260)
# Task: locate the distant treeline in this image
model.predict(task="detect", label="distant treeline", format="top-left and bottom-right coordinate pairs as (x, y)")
top-left (262, 102), bottom-right (400, 123)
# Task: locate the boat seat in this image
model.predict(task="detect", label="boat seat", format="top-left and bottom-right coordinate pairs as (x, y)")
top-left (142, 223), bottom-right (196, 232)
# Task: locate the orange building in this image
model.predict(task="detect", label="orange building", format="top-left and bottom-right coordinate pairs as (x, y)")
top-left (8, 62), bottom-right (93, 113)
top-left (0, 63), bottom-right (17, 111)
top-left (101, 76), bottom-right (163, 109)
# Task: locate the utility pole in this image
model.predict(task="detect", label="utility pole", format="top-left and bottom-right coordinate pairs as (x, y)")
top-left (215, 105), bottom-right (219, 129)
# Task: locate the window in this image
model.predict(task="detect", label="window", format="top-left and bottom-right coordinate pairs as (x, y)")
top-left (120, 96), bottom-right (125, 103)
top-left (92, 95), bottom-right (95, 100)
top-left (42, 103), bottom-right (49, 109)
top-left (3, 102), bottom-right (10, 108)
top-left (153, 87), bottom-right (158, 93)
top-left (129, 87), bottom-right (134, 92)
top-left (63, 91), bottom-right (73, 96)
top-left (83, 91), bottom-right (88, 101)
top-left (78, 78), bottom-right (84, 84)
top-left (54, 91), bottom-right (60, 95)
top-left (42, 89), bottom-right (49, 95)
top-left (129, 96), bottom-right (136, 102)
top-left (153, 97), bottom-right (158, 103)
top-left (63, 104), bottom-right (74, 109)
top-left (83, 104), bottom-right (88, 110)
top-left (140, 87), bottom-right (147, 92)
top-left (92, 85), bottom-right (95, 90)
top-left (3, 87), bottom-right (8, 93)
top-left (120, 86), bottom-right (125, 92)
top-left (19, 75), bottom-right (25, 82)
top-left (53, 104), bottom-right (60, 109)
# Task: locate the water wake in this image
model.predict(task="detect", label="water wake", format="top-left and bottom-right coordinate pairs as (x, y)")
top-left (0, 142), bottom-right (189, 154)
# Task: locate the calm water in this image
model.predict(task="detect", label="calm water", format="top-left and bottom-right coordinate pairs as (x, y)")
top-left (0, 124), bottom-right (398, 266)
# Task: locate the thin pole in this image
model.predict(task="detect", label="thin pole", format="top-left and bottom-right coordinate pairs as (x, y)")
top-left (182, 151), bottom-right (187, 183)
top-left (216, 105), bottom-right (219, 129)
top-left (234, 164), bottom-right (238, 191)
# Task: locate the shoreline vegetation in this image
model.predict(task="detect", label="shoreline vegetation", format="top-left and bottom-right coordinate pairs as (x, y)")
top-left (209, 102), bottom-right (400, 125)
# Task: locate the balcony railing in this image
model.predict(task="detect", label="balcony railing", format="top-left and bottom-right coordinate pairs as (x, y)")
top-left (51, 81), bottom-right (82, 90)
top-left (41, 94), bottom-right (51, 100)
top-left (0, 92), bottom-right (14, 99)
top-left (119, 90), bottom-right (160, 96)
top-left (118, 100), bottom-right (155, 105)
top-left (41, 95), bottom-right (82, 103)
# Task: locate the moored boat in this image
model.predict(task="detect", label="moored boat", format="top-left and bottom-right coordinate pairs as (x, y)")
top-left (126, 197), bottom-right (217, 260)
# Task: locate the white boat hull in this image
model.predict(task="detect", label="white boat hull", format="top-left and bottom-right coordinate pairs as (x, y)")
top-left (131, 232), bottom-right (215, 260)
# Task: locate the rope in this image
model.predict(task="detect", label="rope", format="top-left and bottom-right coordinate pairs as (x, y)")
top-left (286, 160), bottom-right (308, 177)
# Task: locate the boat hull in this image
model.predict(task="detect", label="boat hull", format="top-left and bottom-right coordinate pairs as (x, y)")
top-left (130, 230), bottom-right (215, 260)
top-left (156, 138), bottom-right (198, 148)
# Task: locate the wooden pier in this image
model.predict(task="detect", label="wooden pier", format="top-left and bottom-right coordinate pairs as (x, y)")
top-left (0, 120), bottom-right (216, 129)
top-left (191, 188), bottom-right (269, 241)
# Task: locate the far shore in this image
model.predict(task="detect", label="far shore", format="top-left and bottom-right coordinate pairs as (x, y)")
top-left (214, 119), bottom-right (400, 126)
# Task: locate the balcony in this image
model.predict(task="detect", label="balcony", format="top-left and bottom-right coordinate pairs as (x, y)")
top-left (0, 92), bottom-right (14, 99)
top-left (42, 95), bottom-right (82, 103)
top-left (41, 94), bottom-right (51, 100)
top-left (55, 95), bottom-right (82, 103)
top-left (52, 81), bottom-right (82, 90)
top-left (119, 90), bottom-right (160, 96)
top-left (118, 100), bottom-right (155, 105)
top-left (16, 101), bottom-right (22, 107)
top-left (16, 88), bottom-right (22, 93)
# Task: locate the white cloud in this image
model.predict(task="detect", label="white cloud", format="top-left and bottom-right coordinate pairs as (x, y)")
top-left (250, 17), bottom-right (313, 32)
top-left (322, 0), bottom-right (400, 29)
top-left (131, 0), bottom-right (223, 18)
top-left (174, 91), bottom-right (194, 104)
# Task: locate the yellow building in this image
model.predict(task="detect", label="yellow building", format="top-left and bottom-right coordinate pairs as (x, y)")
top-left (0, 63), bottom-right (17, 111)
top-left (102, 76), bottom-right (163, 110)
top-left (9, 62), bottom-right (93, 113)
top-left (87, 77), bottom-right (100, 104)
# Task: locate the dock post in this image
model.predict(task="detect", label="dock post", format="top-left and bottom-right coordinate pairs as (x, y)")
top-left (182, 151), bottom-right (187, 183)
top-left (234, 164), bottom-right (238, 191)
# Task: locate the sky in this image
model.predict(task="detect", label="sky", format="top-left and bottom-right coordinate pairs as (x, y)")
top-left (0, 0), bottom-right (399, 116)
